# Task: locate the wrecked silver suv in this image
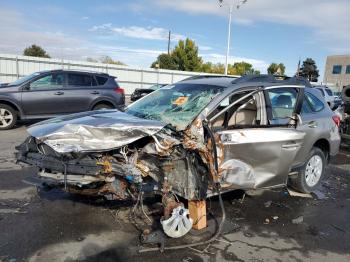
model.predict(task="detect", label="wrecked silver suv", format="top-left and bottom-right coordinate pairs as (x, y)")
top-left (16, 75), bottom-right (340, 239)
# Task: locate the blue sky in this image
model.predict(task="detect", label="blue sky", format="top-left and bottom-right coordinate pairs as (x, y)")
top-left (1, 0), bottom-right (349, 78)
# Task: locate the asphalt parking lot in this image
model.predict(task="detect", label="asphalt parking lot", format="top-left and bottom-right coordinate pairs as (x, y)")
top-left (0, 125), bottom-right (350, 262)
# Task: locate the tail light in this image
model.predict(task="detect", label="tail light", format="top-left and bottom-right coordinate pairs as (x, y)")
top-left (114, 87), bottom-right (124, 94)
top-left (332, 115), bottom-right (341, 127)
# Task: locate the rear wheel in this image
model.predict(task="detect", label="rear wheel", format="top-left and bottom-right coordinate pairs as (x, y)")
top-left (92, 103), bottom-right (114, 110)
top-left (289, 147), bottom-right (326, 193)
top-left (0, 104), bottom-right (17, 130)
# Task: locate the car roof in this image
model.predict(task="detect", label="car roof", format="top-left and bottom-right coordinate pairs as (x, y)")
top-left (43, 69), bottom-right (110, 76)
top-left (178, 76), bottom-right (236, 87)
top-left (180, 74), bottom-right (311, 90)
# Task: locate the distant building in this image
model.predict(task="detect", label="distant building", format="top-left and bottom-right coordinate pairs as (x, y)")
top-left (324, 55), bottom-right (350, 91)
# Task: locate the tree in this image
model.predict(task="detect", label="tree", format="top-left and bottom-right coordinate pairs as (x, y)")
top-left (100, 56), bottom-right (125, 65)
top-left (23, 44), bottom-right (50, 58)
top-left (230, 61), bottom-right (259, 75)
top-left (171, 38), bottom-right (203, 71)
top-left (86, 57), bottom-right (98, 63)
top-left (267, 63), bottom-right (285, 75)
top-left (150, 38), bottom-right (202, 71)
top-left (300, 58), bottom-right (319, 82)
top-left (201, 62), bottom-right (225, 74)
top-left (151, 53), bottom-right (178, 70)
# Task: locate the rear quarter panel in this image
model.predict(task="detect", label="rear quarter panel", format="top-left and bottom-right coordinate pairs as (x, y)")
top-left (294, 88), bottom-right (340, 166)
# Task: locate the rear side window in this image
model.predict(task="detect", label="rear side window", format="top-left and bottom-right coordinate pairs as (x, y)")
top-left (68, 74), bottom-right (94, 87)
top-left (95, 76), bottom-right (108, 85)
top-left (305, 92), bottom-right (324, 112)
top-left (267, 88), bottom-right (297, 119)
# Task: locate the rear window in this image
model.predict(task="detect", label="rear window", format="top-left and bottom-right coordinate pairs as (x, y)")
top-left (305, 92), bottom-right (324, 112)
top-left (68, 74), bottom-right (94, 87)
top-left (95, 76), bottom-right (108, 85)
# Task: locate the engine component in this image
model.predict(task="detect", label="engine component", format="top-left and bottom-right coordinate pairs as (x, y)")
top-left (161, 206), bottom-right (193, 238)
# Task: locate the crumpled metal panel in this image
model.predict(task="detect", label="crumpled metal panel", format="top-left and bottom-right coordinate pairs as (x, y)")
top-left (217, 128), bottom-right (305, 189)
top-left (27, 110), bottom-right (166, 153)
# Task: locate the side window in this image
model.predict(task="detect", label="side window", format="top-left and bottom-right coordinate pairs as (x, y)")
top-left (210, 90), bottom-right (260, 129)
top-left (305, 92), bottom-right (324, 112)
top-left (267, 88), bottom-right (297, 119)
top-left (30, 74), bottom-right (64, 90)
top-left (95, 76), bottom-right (108, 85)
top-left (301, 99), bottom-right (313, 114)
top-left (68, 74), bottom-right (93, 87)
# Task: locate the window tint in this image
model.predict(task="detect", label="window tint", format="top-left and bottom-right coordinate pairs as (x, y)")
top-left (68, 74), bottom-right (93, 86)
top-left (332, 65), bottom-right (342, 74)
top-left (305, 92), bottom-right (324, 112)
top-left (30, 74), bottom-right (64, 90)
top-left (95, 76), bottom-right (108, 85)
top-left (267, 88), bottom-right (297, 119)
top-left (346, 65), bottom-right (350, 74)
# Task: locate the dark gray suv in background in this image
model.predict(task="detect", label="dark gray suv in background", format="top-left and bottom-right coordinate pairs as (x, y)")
top-left (0, 70), bottom-right (125, 129)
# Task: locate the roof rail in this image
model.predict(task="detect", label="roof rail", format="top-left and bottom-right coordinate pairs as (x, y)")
top-left (181, 74), bottom-right (238, 81)
top-left (231, 74), bottom-right (311, 87)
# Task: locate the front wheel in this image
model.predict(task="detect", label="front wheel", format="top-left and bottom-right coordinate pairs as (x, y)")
top-left (0, 104), bottom-right (17, 130)
top-left (289, 147), bottom-right (326, 193)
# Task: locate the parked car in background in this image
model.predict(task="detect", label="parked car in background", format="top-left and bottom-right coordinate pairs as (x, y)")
top-left (130, 83), bottom-right (167, 101)
top-left (0, 70), bottom-right (125, 130)
top-left (314, 85), bottom-right (336, 109)
top-left (333, 91), bottom-right (342, 109)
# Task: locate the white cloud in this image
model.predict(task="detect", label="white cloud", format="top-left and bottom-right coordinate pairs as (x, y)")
top-left (153, 0), bottom-right (350, 53)
top-left (89, 24), bottom-right (184, 41)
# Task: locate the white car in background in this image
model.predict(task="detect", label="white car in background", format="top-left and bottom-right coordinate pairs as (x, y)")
top-left (314, 86), bottom-right (336, 109)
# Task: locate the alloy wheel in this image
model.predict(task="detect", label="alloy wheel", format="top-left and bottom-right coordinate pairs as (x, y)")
top-left (305, 155), bottom-right (323, 187)
top-left (0, 108), bottom-right (14, 128)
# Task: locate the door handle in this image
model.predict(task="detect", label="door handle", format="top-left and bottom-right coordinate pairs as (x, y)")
top-left (282, 142), bottom-right (301, 149)
top-left (91, 91), bottom-right (100, 95)
top-left (307, 121), bottom-right (318, 128)
top-left (54, 91), bottom-right (64, 95)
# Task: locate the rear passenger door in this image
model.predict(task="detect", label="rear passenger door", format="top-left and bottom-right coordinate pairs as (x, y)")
top-left (294, 90), bottom-right (327, 166)
top-left (61, 73), bottom-right (98, 113)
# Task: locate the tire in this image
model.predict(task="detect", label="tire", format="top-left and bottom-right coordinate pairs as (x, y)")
top-left (92, 103), bottom-right (114, 110)
top-left (289, 147), bottom-right (326, 193)
top-left (0, 104), bottom-right (17, 130)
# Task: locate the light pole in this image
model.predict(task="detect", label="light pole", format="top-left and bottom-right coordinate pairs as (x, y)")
top-left (219, 0), bottom-right (247, 75)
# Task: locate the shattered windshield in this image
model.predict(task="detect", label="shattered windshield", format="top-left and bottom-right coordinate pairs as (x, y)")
top-left (125, 83), bottom-right (224, 130)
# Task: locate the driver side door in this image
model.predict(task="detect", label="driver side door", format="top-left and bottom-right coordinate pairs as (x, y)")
top-left (21, 72), bottom-right (67, 116)
top-left (210, 86), bottom-right (305, 190)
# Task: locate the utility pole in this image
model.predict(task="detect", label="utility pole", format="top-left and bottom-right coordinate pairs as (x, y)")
top-left (219, 0), bottom-right (247, 75)
top-left (167, 30), bottom-right (171, 55)
top-left (225, 5), bottom-right (233, 75)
